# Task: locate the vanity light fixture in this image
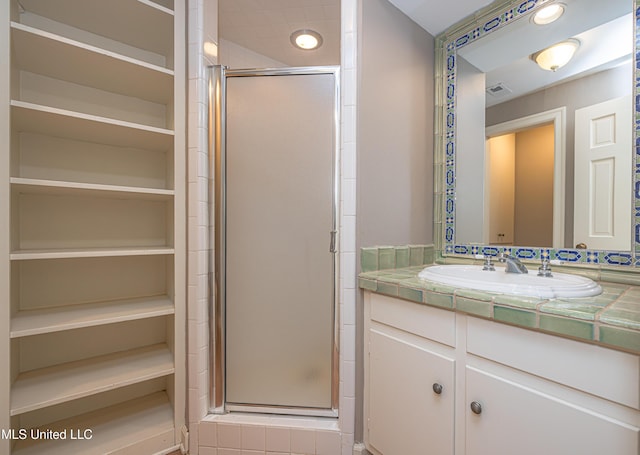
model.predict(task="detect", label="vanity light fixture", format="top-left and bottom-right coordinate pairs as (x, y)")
top-left (532, 3), bottom-right (565, 25)
top-left (531, 39), bottom-right (579, 72)
top-left (290, 29), bottom-right (323, 50)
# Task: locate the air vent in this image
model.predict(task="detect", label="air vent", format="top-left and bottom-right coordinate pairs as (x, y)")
top-left (486, 82), bottom-right (512, 97)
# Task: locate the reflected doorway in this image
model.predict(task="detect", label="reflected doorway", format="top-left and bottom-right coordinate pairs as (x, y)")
top-left (486, 124), bottom-right (554, 246)
top-left (485, 108), bottom-right (566, 248)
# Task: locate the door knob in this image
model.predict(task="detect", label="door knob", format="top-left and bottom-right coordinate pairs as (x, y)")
top-left (575, 242), bottom-right (587, 249)
top-left (470, 401), bottom-right (482, 415)
top-left (432, 383), bottom-right (443, 395)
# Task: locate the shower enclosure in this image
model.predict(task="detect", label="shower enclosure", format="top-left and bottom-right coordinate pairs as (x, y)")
top-left (209, 66), bottom-right (340, 416)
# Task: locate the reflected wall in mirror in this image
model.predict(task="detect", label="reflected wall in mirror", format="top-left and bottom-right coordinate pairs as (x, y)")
top-left (435, 0), bottom-right (639, 267)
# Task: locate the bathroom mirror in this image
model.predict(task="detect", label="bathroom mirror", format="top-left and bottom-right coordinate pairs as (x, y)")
top-left (435, 0), bottom-right (638, 267)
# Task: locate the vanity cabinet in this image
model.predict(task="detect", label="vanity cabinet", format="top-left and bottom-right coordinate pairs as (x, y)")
top-left (364, 293), bottom-right (455, 455)
top-left (368, 331), bottom-right (455, 455)
top-left (364, 292), bottom-right (640, 455)
top-left (0, 1), bottom-right (186, 454)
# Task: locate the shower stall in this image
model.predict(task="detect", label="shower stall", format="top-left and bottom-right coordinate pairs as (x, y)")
top-left (208, 66), bottom-right (340, 416)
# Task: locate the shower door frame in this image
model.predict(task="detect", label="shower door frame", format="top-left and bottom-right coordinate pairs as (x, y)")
top-left (208, 65), bottom-right (341, 417)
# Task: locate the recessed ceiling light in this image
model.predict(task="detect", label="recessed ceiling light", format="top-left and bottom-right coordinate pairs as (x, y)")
top-left (532, 3), bottom-right (565, 25)
top-left (290, 29), bottom-right (323, 51)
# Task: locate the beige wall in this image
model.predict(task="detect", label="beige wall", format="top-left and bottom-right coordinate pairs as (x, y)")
top-left (357, 0), bottom-right (433, 247)
top-left (514, 124), bottom-right (554, 247)
top-left (356, 0), bottom-right (434, 442)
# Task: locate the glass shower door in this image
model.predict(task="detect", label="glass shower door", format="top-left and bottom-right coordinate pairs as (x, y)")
top-left (223, 69), bottom-right (338, 413)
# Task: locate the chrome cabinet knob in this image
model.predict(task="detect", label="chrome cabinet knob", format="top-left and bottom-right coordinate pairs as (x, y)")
top-left (470, 401), bottom-right (482, 415)
top-left (432, 383), bottom-right (443, 395)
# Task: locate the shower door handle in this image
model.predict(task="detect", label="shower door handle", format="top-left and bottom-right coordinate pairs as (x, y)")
top-left (329, 230), bottom-right (337, 253)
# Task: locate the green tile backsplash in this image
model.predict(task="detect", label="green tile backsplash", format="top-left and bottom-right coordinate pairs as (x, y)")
top-left (409, 245), bottom-right (425, 266)
top-left (378, 247), bottom-right (396, 270)
top-left (395, 246), bottom-right (410, 268)
top-left (359, 245), bottom-right (435, 272)
top-left (360, 247), bottom-right (379, 273)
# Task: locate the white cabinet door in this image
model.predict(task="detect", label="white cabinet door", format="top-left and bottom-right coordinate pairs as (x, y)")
top-left (368, 328), bottom-right (455, 455)
top-left (465, 366), bottom-right (640, 455)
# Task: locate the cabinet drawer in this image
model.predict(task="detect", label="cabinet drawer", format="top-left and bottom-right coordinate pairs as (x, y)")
top-left (369, 293), bottom-right (456, 347)
top-left (466, 317), bottom-right (640, 409)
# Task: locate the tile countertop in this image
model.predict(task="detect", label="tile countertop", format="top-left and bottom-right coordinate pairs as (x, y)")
top-left (358, 247), bottom-right (640, 355)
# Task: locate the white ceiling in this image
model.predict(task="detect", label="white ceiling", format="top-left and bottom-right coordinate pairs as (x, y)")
top-left (387, 0), bottom-right (495, 36)
top-left (217, 0), bottom-right (484, 66)
top-left (218, 0), bottom-right (341, 66)
top-left (218, 0), bottom-right (633, 105)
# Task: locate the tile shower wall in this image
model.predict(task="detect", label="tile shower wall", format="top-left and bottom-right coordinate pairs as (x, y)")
top-left (187, 0), bottom-right (359, 454)
top-left (187, 0), bottom-right (218, 453)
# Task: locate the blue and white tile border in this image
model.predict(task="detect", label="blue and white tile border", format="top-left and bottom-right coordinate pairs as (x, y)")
top-left (436, 0), bottom-right (640, 267)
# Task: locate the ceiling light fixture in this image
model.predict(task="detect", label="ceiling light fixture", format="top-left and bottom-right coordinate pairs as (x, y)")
top-left (531, 39), bottom-right (579, 72)
top-left (532, 3), bottom-right (565, 25)
top-left (290, 29), bottom-right (323, 50)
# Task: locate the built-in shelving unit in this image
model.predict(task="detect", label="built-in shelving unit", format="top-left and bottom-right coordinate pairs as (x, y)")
top-left (2, 0), bottom-right (185, 453)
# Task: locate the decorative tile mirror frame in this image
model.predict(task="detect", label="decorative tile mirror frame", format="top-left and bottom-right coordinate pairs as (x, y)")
top-left (434, 0), bottom-right (639, 268)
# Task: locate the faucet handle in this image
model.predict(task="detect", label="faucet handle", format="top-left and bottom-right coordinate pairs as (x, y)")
top-left (475, 254), bottom-right (496, 271)
top-left (537, 258), bottom-right (553, 277)
top-left (482, 254), bottom-right (495, 271)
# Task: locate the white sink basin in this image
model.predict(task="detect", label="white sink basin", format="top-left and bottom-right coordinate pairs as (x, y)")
top-left (418, 265), bottom-right (602, 299)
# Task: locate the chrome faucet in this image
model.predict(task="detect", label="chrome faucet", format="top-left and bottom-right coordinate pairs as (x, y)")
top-left (497, 253), bottom-right (528, 274)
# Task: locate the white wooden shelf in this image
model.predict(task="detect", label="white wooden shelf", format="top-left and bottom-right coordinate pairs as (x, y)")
top-left (11, 344), bottom-right (174, 416)
top-left (11, 101), bottom-right (174, 152)
top-left (11, 177), bottom-right (174, 200)
top-left (11, 296), bottom-right (175, 338)
top-left (3, 1), bottom-right (185, 452)
top-left (12, 391), bottom-right (174, 455)
top-left (18, 0), bottom-right (174, 65)
top-left (11, 22), bottom-right (173, 104)
top-left (10, 247), bottom-right (175, 261)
